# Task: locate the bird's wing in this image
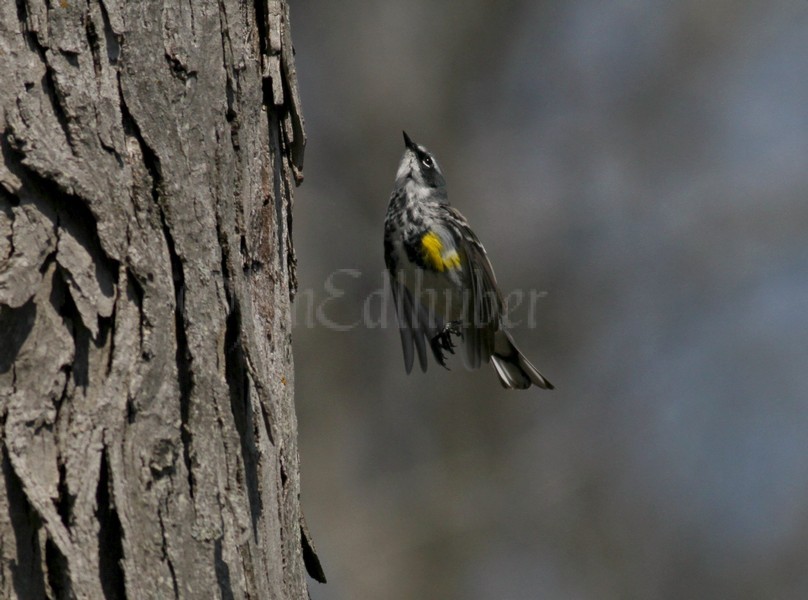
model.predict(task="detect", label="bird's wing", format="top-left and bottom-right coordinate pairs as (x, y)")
top-left (385, 241), bottom-right (430, 373)
top-left (441, 206), bottom-right (503, 369)
top-left (391, 278), bottom-right (430, 373)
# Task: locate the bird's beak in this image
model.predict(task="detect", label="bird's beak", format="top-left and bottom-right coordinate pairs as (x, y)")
top-left (402, 131), bottom-right (417, 151)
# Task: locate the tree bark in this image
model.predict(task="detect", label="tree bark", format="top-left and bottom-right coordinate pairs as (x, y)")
top-left (0, 0), bottom-right (322, 597)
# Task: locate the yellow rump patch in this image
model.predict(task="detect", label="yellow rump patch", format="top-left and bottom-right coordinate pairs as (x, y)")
top-left (421, 232), bottom-right (461, 272)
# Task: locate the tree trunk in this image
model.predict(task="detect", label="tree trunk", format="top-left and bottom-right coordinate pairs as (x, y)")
top-left (0, 0), bottom-right (322, 597)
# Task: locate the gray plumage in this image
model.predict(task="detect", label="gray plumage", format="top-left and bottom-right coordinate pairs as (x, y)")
top-left (384, 132), bottom-right (553, 390)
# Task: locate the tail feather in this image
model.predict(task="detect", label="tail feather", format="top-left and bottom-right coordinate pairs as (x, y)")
top-left (490, 331), bottom-right (554, 390)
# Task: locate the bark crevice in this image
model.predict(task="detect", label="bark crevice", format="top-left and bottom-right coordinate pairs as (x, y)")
top-left (96, 449), bottom-right (125, 600)
top-left (2, 447), bottom-right (47, 599)
top-left (223, 271), bottom-right (263, 537)
top-left (44, 536), bottom-right (69, 600)
top-left (162, 214), bottom-right (195, 502)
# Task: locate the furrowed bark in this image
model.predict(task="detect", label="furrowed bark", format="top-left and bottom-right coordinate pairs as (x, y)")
top-left (0, 0), bottom-right (322, 597)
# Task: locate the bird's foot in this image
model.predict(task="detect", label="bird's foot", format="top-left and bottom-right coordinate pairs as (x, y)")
top-left (430, 321), bottom-right (462, 370)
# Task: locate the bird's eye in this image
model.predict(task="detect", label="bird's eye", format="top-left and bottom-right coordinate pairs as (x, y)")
top-left (421, 156), bottom-right (433, 168)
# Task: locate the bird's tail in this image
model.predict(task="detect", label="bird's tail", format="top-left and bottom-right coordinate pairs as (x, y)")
top-left (490, 331), bottom-right (554, 390)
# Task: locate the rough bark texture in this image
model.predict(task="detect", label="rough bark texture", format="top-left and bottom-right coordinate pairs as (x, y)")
top-left (0, 0), bottom-right (322, 597)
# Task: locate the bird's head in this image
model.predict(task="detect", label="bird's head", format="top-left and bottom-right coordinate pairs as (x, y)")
top-left (396, 131), bottom-right (447, 200)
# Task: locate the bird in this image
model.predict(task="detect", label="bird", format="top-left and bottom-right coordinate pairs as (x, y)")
top-left (383, 131), bottom-right (553, 390)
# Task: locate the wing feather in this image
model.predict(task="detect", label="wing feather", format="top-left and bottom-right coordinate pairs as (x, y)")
top-left (389, 273), bottom-right (429, 373)
top-left (393, 284), bottom-right (415, 373)
top-left (441, 206), bottom-right (503, 370)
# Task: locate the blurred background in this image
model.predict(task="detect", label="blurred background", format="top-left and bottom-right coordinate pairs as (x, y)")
top-left (290, 1), bottom-right (808, 598)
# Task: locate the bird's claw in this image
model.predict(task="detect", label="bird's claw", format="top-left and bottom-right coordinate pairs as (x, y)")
top-left (430, 321), bottom-right (462, 370)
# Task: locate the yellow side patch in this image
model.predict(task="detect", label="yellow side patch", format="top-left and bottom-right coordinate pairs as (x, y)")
top-left (421, 232), bottom-right (461, 272)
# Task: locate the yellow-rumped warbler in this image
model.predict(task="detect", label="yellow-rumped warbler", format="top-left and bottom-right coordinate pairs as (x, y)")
top-left (384, 132), bottom-right (553, 390)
